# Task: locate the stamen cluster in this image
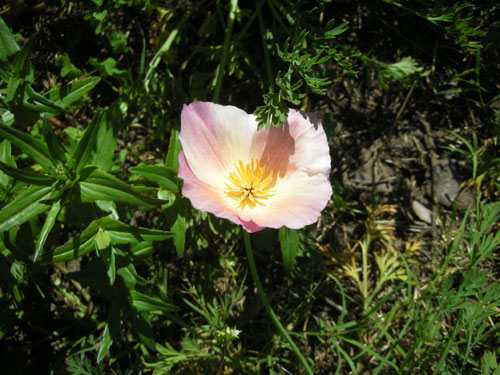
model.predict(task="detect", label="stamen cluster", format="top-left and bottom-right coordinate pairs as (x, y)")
top-left (225, 159), bottom-right (274, 209)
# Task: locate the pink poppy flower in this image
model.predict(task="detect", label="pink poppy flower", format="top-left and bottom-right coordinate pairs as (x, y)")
top-left (178, 101), bottom-right (332, 233)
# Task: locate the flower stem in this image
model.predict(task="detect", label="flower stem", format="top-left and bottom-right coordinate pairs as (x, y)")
top-left (243, 231), bottom-right (313, 375)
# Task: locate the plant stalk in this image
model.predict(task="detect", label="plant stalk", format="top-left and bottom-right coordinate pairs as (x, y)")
top-left (243, 231), bottom-right (313, 375)
top-left (213, 0), bottom-right (238, 102)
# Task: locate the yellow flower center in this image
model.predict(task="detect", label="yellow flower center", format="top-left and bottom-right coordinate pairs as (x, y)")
top-left (224, 159), bottom-right (275, 209)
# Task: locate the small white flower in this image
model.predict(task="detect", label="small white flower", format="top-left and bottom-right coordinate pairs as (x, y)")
top-left (225, 326), bottom-right (241, 338)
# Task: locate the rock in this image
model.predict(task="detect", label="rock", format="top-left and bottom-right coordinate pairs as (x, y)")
top-left (412, 200), bottom-right (432, 224)
top-left (433, 160), bottom-right (474, 210)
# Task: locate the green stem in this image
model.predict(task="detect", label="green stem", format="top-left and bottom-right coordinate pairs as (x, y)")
top-left (213, 0), bottom-right (238, 103)
top-left (243, 231), bottom-right (313, 375)
top-left (257, 3), bottom-right (273, 88)
top-left (361, 234), bottom-right (369, 313)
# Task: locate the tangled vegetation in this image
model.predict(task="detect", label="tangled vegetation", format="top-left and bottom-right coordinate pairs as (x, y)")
top-left (0, 1), bottom-right (499, 374)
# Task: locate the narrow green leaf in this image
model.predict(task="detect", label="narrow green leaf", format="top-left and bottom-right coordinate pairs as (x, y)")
top-left (97, 245), bottom-right (116, 286)
top-left (41, 117), bottom-right (68, 165)
top-left (6, 77), bottom-right (23, 102)
top-left (131, 290), bottom-right (176, 313)
top-left (481, 351), bottom-right (499, 375)
top-left (279, 227), bottom-right (299, 270)
top-left (0, 17), bottom-right (20, 60)
top-left (172, 214), bottom-right (186, 257)
top-left (99, 217), bottom-right (172, 243)
top-left (0, 185), bottom-right (52, 232)
top-left (70, 110), bottom-right (102, 174)
top-left (66, 260), bottom-right (114, 298)
top-left (13, 36), bottom-right (35, 79)
top-left (165, 197), bottom-right (188, 257)
top-left (139, 31), bottom-right (146, 76)
top-left (39, 219), bottom-right (100, 262)
top-left (33, 197), bottom-right (63, 262)
top-left (145, 25), bottom-right (181, 91)
top-left (0, 161), bottom-right (54, 186)
top-left (25, 84), bottom-right (63, 114)
top-left (0, 124), bottom-right (54, 171)
top-left (107, 248), bottom-right (116, 285)
top-left (0, 140), bottom-right (14, 166)
top-left (132, 312), bottom-right (156, 351)
top-left (129, 164), bottom-right (178, 193)
top-left (324, 21), bottom-right (349, 38)
top-left (165, 129), bottom-right (181, 171)
top-left (0, 140), bottom-right (14, 186)
top-left (49, 77), bottom-right (100, 109)
top-left (117, 264), bottom-right (139, 290)
top-left (97, 300), bottom-right (124, 363)
top-left (39, 217), bottom-right (171, 263)
top-left (79, 167), bottom-right (166, 208)
top-left (130, 241), bottom-right (154, 258)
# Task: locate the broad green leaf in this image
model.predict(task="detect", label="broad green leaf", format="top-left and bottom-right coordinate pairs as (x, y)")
top-left (0, 123), bottom-right (54, 171)
top-left (79, 167), bottom-right (166, 208)
top-left (0, 17), bottom-right (19, 60)
top-left (92, 104), bottom-right (119, 172)
top-left (49, 77), bottom-right (100, 109)
top-left (279, 227), bottom-right (299, 270)
top-left (0, 185), bottom-right (52, 232)
top-left (33, 197), bottom-right (63, 262)
top-left (165, 129), bottom-right (181, 172)
top-left (70, 110), bottom-right (102, 174)
top-left (54, 55), bottom-right (82, 79)
top-left (89, 57), bottom-right (127, 77)
top-left (129, 164), bottom-right (178, 193)
top-left (130, 290), bottom-right (176, 313)
top-left (95, 228), bottom-right (111, 250)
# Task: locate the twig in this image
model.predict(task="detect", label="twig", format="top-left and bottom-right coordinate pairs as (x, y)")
top-left (391, 81), bottom-right (416, 132)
